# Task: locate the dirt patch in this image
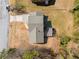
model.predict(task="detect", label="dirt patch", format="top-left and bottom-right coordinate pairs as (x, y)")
top-left (55, 0), bottom-right (75, 10)
top-left (47, 37), bottom-right (60, 53)
top-left (9, 22), bottom-right (31, 49)
top-left (67, 41), bottom-right (78, 49)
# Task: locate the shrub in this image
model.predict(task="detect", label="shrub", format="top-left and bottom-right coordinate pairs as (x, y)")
top-left (72, 0), bottom-right (79, 44)
top-left (73, 31), bottom-right (79, 43)
top-left (0, 48), bottom-right (16, 59)
top-left (72, 0), bottom-right (79, 26)
top-left (60, 35), bottom-right (71, 47)
top-left (0, 49), bottom-right (8, 59)
top-left (22, 50), bottom-right (39, 59)
top-left (22, 48), bottom-right (55, 59)
top-left (15, 2), bottom-right (26, 13)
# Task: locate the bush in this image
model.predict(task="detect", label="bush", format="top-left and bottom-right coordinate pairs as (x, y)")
top-left (0, 49), bottom-right (8, 59)
top-left (72, 0), bottom-right (79, 44)
top-left (60, 35), bottom-right (71, 47)
top-left (22, 48), bottom-right (55, 59)
top-left (73, 31), bottom-right (79, 43)
top-left (15, 2), bottom-right (26, 13)
top-left (0, 48), bottom-right (55, 59)
top-left (22, 50), bottom-right (39, 59)
top-left (0, 48), bottom-right (16, 59)
top-left (72, 0), bottom-right (79, 26)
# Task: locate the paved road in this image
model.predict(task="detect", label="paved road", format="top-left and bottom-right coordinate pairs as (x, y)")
top-left (0, 0), bottom-right (9, 52)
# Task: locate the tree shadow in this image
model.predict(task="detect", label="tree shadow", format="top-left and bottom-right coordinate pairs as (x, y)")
top-left (44, 16), bottom-right (56, 43)
top-left (32, 0), bottom-right (56, 6)
top-left (49, 0), bottom-right (56, 5)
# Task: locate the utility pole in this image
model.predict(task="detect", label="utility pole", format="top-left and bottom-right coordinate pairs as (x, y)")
top-left (0, 0), bottom-right (9, 51)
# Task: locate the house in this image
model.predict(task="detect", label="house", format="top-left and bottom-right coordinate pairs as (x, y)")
top-left (10, 12), bottom-right (44, 44)
top-left (28, 12), bottom-right (44, 44)
top-left (10, 12), bottom-right (53, 44)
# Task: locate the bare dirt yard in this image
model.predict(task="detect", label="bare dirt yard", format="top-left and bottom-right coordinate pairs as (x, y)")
top-left (9, 22), bottom-right (31, 49)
